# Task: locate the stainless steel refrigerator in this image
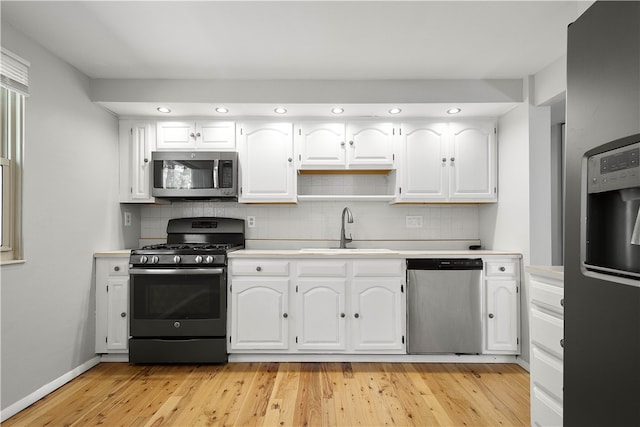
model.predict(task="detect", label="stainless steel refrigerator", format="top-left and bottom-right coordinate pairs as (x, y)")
top-left (565, 2), bottom-right (640, 425)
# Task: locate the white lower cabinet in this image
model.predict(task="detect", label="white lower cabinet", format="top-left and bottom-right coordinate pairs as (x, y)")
top-left (528, 267), bottom-right (564, 427)
top-left (484, 259), bottom-right (520, 354)
top-left (95, 255), bottom-right (130, 354)
top-left (230, 278), bottom-right (290, 350)
top-left (229, 258), bottom-right (406, 354)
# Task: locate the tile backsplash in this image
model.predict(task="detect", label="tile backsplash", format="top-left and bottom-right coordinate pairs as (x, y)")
top-left (140, 200), bottom-right (480, 245)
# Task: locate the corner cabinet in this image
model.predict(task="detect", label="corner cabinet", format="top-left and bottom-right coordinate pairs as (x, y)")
top-left (395, 120), bottom-right (497, 203)
top-left (228, 257), bottom-right (406, 354)
top-left (95, 254), bottom-right (130, 354)
top-left (119, 120), bottom-right (155, 203)
top-left (237, 122), bottom-right (297, 203)
top-left (483, 258), bottom-right (520, 354)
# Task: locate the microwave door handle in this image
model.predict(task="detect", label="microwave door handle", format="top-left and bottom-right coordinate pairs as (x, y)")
top-left (213, 159), bottom-right (219, 189)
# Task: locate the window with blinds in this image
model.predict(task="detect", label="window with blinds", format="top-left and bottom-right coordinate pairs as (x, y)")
top-left (1, 48), bottom-right (28, 263)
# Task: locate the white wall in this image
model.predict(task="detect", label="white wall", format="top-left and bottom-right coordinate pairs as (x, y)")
top-left (0, 24), bottom-right (129, 416)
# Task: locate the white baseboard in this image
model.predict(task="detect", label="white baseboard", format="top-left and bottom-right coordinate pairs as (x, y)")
top-left (516, 356), bottom-right (531, 372)
top-left (229, 353), bottom-right (518, 364)
top-left (0, 356), bottom-right (101, 423)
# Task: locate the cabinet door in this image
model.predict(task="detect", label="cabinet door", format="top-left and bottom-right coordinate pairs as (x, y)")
top-left (106, 277), bottom-right (129, 351)
top-left (346, 122), bottom-right (395, 169)
top-left (449, 121), bottom-right (497, 202)
top-left (238, 122), bottom-right (296, 203)
top-left (230, 279), bottom-right (290, 350)
top-left (350, 279), bottom-right (405, 352)
top-left (156, 121), bottom-right (195, 150)
top-left (196, 121), bottom-right (236, 150)
top-left (296, 122), bottom-right (346, 169)
top-left (296, 279), bottom-right (347, 351)
top-left (485, 279), bottom-right (519, 353)
top-left (119, 121), bottom-right (155, 203)
top-left (396, 122), bottom-right (449, 201)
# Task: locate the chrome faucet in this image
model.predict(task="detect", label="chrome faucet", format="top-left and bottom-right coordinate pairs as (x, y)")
top-left (339, 207), bottom-right (354, 249)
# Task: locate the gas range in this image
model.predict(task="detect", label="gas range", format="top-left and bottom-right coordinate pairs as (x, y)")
top-left (129, 217), bottom-right (245, 269)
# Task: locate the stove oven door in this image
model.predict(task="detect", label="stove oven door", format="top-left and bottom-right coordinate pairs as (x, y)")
top-left (129, 268), bottom-right (226, 338)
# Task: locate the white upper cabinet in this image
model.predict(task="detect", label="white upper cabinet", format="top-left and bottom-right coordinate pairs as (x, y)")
top-left (347, 122), bottom-right (395, 169)
top-left (395, 120), bottom-right (497, 203)
top-left (448, 121), bottom-right (497, 201)
top-left (238, 122), bottom-right (297, 203)
top-left (156, 121), bottom-right (236, 151)
top-left (395, 122), bottom-right (449, 201)
top-left (119, 120), bottom-right (155, 203)
top-left (295, 121), bottom-right (395, 170)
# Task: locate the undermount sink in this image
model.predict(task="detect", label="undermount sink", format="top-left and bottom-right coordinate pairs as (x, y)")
top-left (299, 248), bottom-right (398, 254)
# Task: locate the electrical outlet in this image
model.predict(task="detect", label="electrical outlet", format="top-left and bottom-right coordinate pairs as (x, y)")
top-left (406, 215), bottom-right (423, 228)
top-left (247, 216), bottom-right (256, 228)
top-left (124, 211), bottom-right (132, 227)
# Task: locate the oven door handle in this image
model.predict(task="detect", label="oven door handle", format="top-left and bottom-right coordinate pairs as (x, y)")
top-left (130, 268), bottom-right (225, 275)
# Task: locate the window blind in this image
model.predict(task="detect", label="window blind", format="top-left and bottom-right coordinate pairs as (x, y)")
top-left (1, 48), bottom-right (29, 96)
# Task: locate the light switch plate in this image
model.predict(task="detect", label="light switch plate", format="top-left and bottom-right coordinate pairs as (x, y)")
top-left (406, 215), bottom-right (423, 228)
top-left (247, 216), bottom-right (256, 228)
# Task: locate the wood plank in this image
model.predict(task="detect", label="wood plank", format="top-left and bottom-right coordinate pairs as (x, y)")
top-left (3, 362), bottom-right (530, 427)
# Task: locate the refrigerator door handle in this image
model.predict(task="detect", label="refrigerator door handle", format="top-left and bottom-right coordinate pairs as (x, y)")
top-left (631, 206), bottom-right (640, 246)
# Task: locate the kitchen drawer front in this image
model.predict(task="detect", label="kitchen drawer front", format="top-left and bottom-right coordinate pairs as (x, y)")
top-left (231, 260), bottom-right (290, 276)
top-left (531, 307), bottom-right (564, 359)
top-left (531, 385), bottom-right (563, 427)
top-left (352, 259), bottom-right (403, 277)
top-left (531, 279), bottom-right (564, 314)
top-left (107, 260), bottom-right (129, 276)
top-left (485, 260), bottom-right (518, 277)
top-left (297, 261), bottom-right (347, 277)
top-left (531, 346), bottom-right (563, 402)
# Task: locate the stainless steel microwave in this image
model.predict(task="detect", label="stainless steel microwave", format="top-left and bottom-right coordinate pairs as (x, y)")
top-left (151, 151), bottom-right (238, 200)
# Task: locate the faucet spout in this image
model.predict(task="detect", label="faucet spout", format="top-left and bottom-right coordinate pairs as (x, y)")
top-left (340, 207), bottom-right (354, 249)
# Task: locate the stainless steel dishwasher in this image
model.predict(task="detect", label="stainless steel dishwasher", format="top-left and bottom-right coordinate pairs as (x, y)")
top-left (407, 258), bottom-right (483, 354)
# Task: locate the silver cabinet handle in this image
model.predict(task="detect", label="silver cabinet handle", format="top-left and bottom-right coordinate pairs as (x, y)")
top-left (450, 157), bottom-right (455, 162)
top-left (349, 140), bottom-right (354, 146)
top-left (341, 141), bottom-right (346, 147)
top-left (283, 313), bottom-right (288, 318)
top-left (442, 157), bottom-right (447, 163)
top-left (560, 338), bottom-right (565, 348)
top-left (488, 313), bottom-right (494, 319)
top-left (354, 313), bottom-right (360, 318)
top-left (560, 298), bottom-right (564, 307)
top-left (190, 132), bottom-right (196, 139)
top-left (143, 158), bottom-right (149, 163)
top-left (256, 266), bottom-right (262, 272)
top-left (114, 266), bottom-right (120, 272)
top-left (288, 157), bottom-right (293, 162)
top-left (499, 266), bottom-right (506, 272)
top-left (121, 312), bottom-right (126, 318)
top-left (340, 313), bottom-right (345, 318)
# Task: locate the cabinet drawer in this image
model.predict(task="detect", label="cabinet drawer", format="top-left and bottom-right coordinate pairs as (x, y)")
top-left (298, 261), bottom-right (347, 277)
top-left (352, 260), bottom-right (403, 277)
top-left (485, 260), bottom-right (518, 277)
top-left (231, 260), bottom-right (290, 276)
top-left (531, 347), bottom-right (563, 402)
top-left (531, 307), bottom-right (564, 359)
top-left (531, 279), bottom-right (564, 314)
top-left (107, 261), bottom-right (129, 276)
top-left (531, 386), bottom-right (563, 427)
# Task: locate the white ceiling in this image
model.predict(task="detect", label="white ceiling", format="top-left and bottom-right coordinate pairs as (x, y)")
top-left (1, 1), bottom-right (591, 117)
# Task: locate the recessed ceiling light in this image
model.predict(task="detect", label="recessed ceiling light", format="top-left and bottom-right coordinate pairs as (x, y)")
top-left (274, 107), bottom-right (287, 114)
top-left (388, 108), bottom-right (402, 114)
top-left (447, 107), bottom-right (462, 114)
top-left (215, 107), bottom-right (229, 114)
top-left (331, 107), bottom-right (344, 114)
top-left (157, 107), bottom-right (171, 113)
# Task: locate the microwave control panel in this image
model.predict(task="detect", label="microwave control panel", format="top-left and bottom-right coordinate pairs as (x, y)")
top-left (588, 142), bottom-right (640, 193)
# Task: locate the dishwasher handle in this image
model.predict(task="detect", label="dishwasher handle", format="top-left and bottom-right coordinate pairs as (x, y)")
top-left (407, 258), bottom-right (483, 270)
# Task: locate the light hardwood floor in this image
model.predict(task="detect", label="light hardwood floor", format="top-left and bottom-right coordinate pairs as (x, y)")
top-left (4, 362), bottom-right (530, 426)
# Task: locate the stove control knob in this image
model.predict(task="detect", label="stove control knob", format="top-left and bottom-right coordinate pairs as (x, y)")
top-left (173, 255), bottom-right (181, 264)
top-left (151, 256), bottom-right (159, 264)
top-left (140, 255), bottom-right (148, 264)
top-left (205, 255), bottom-right (214, 264)
top-left (195, 255), bottom-right (203, 264)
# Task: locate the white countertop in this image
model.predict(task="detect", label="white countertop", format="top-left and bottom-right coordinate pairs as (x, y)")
top-left (526, 265), bottom-right (564, 279)
top-left (229, 249), bottom-right (521, 258)
top-left (93, 249), bottom-right (132, 257)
